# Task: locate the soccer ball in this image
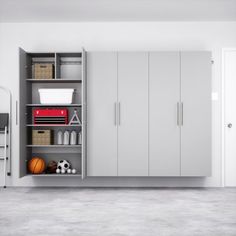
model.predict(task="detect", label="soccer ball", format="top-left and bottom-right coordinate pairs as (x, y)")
top-left (57, 160), bottom-right (71, 171)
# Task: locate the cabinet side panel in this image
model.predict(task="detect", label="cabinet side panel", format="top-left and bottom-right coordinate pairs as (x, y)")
top-left (82, 49), bottom-right (87, 179)
top-left (87, 52), bottom-right (118, 176)
top-left (181, 52), bottom-right (212, 176)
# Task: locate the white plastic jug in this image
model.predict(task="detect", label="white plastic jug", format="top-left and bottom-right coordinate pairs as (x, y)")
top-left (78, 131), bottom-right (82, 145)
top-left (57, 130), bottom-right (63, 145)
top-left (70, 131), bottom-right (77, 145)
top-left (63, 130), bottom-right (70, 145)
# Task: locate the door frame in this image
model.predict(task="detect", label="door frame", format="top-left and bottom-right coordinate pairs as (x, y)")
top-left (222, 48), bottom-right (236, 187)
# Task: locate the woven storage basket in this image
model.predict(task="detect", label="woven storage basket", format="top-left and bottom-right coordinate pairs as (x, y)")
top-left (34, 63), bottom-right (54, 80)
top-left (32, 130), bottom-right (53, 145)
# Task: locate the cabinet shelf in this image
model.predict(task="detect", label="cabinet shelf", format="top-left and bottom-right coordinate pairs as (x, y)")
top-left (26, 79), bottom-right (82, 83)
top-left (28, 174), bottom-right (81, 177)
top-left (26, 124), bottom-right (81, 127)
top-left (26, 104), bottom-right (82, 107)
top-left (27, 145), bottom-right (81, 148)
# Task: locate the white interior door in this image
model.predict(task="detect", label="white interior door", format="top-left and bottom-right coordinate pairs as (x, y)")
top-left (87, 52), bottom-right (118, 176)
top-left (118, 52), bottom-right (149, 176)
top-left (224, 49), bottom-right (236, 186)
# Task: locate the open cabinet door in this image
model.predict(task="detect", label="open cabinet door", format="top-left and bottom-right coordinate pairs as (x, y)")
top-left (81, 48), bottom-right (87, 179)
top-left (19, 48), bottom-right (28, 178)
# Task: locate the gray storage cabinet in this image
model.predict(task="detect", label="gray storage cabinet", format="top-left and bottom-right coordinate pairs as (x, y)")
top-left (87, 52), bottom-right (149, 176)
top-left (87, 51), bottom-right (211, 177)
top-left (149, 51), bottom-right (212, 176)
top-left (19, 48), bottom-right (87, 178)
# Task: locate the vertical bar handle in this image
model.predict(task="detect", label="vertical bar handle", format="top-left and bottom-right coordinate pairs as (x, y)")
top-left (114, 103), bottom-right (117, 125)
top-left (16, 100), bottom-right (18, 125)
top-left (177, 102), bottom-right (179, 126)
top-left (118, 102), bottom-right (121, 125)
top-left (181, 102), bottom-right (183, 126)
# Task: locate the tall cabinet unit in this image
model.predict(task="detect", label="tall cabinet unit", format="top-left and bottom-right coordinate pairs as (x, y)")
top-left (19, 48), bottom-right (87, 178)
top-left (149, 51), bottom-right (212, 176)
top-left (87, 52), bottom-right (149, 176)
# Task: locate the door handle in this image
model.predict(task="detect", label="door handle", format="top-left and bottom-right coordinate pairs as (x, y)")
top-left (16, 100), bottom-right (18, 125)
top-left (114, 102), bottom-right (117, 125)
top-left (177, 102), bottom-right (180, 126)
top-left (181, 102), bottom-right (183, 126)
top-left (228, 123), bottom-right (232, 128)
top-left (118, 102), bottom-right (121, 125)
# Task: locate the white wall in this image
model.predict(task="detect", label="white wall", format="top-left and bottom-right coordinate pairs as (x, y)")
top-left (0, 22), bottom-right (236, 187)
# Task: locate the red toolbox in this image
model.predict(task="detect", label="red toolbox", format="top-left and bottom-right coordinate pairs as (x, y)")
top-left (33, 109), bottom-right (68, 124)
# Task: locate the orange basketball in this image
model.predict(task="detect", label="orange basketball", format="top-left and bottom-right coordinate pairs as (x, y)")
top-left (28, 157), bottom-right (46, 174)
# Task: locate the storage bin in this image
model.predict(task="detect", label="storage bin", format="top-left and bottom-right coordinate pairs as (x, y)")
top-left (34, 63), bottom-right (54, 80)
top-left (38, 89), bottom-right (74, 104)
top-left (32, 130), bottom-right (53, 145)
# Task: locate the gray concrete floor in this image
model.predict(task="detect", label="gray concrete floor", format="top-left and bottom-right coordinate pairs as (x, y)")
top-left (0, 188), bottom-right (235, 236)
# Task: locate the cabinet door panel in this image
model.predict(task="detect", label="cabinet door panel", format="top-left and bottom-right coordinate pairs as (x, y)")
top-left (181, 52), bottom-right (211, 176)
top-left (87, 52), bottom-right (118, 176)
top-left (19, 48), bottom-right (28, 178)
top-left (149, 52), bottom-right (181, 176)
top-left (81, 48), bottom-right (87, 179)
top-left (118, 52), bottom-right (149, 176)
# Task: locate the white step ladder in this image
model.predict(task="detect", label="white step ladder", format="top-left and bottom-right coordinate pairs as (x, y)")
top-left (0, 86), bottom-right (12, 188)
top-left (0, 123), bottom-right (9, 188)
